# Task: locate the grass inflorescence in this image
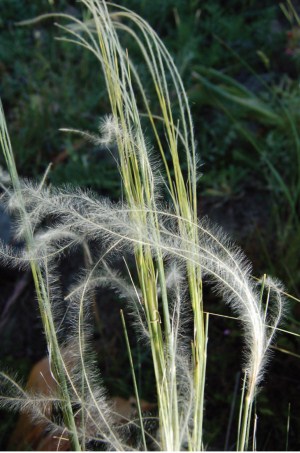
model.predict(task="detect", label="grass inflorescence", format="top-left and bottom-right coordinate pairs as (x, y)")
top-left (0, 1), bottom-right (288, 450)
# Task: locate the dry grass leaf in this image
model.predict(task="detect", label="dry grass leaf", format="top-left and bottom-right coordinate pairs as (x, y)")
top-left (9, 355), bottom-right (156, 451)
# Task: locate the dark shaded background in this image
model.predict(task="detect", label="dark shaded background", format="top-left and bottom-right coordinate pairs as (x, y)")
top-left (0, 0), bottom-right (300, 450)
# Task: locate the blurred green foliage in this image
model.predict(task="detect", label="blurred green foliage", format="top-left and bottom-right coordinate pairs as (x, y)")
top-left (1, 0), bottom-right (300, 450)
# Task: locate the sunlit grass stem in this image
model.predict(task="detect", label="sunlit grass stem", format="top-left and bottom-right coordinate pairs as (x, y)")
top-left (0, 1), bottom-right (287, 450)
top-left (0, 102), bottom-right (81, 451)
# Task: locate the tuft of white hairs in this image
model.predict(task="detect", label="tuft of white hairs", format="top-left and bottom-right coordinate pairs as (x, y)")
top-left (0, 0), bottom-right (286, 449)
top-left (0, 180), bottom-right (285, 430)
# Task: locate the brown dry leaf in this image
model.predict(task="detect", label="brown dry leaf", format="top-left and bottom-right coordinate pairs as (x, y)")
top-left (9, 356), bottom-right (69, 451)
top-left (9, 354), bottom-right (156, 451)
top-left (111, 396), bottom-right (156, 424)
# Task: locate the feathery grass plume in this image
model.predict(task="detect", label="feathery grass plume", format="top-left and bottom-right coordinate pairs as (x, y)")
top-left (0, 102), bottom-right (84, 451)
top-left (0, 176), bottom-right (285, 449)
top-left (53, 2), bottom-right (202, 448)
top-left (0, 0), bottom-right (287, 450)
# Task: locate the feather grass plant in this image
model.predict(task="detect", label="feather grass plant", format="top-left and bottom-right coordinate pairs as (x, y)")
top-left (0, 1), bottom-right (286, 450)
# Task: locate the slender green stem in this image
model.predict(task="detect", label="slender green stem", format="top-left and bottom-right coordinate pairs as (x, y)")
top-left (0, 102), bottom-right (81, 451)
top-left (237, 371), bottom-right (247, 451)
top-left (120, 309), bottom-right (147, 451)
top-left (239, 392), bottom-right (253, 452)
top-left (286, 402), bottom-right (291, 451)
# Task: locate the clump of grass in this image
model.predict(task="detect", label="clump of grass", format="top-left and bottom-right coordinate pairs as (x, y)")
top-left (0, 1), bottom-right (286, 450)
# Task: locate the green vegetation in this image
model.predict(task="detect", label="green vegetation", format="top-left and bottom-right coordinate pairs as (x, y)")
top-left (0, 0), bottom-right (300, 450)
